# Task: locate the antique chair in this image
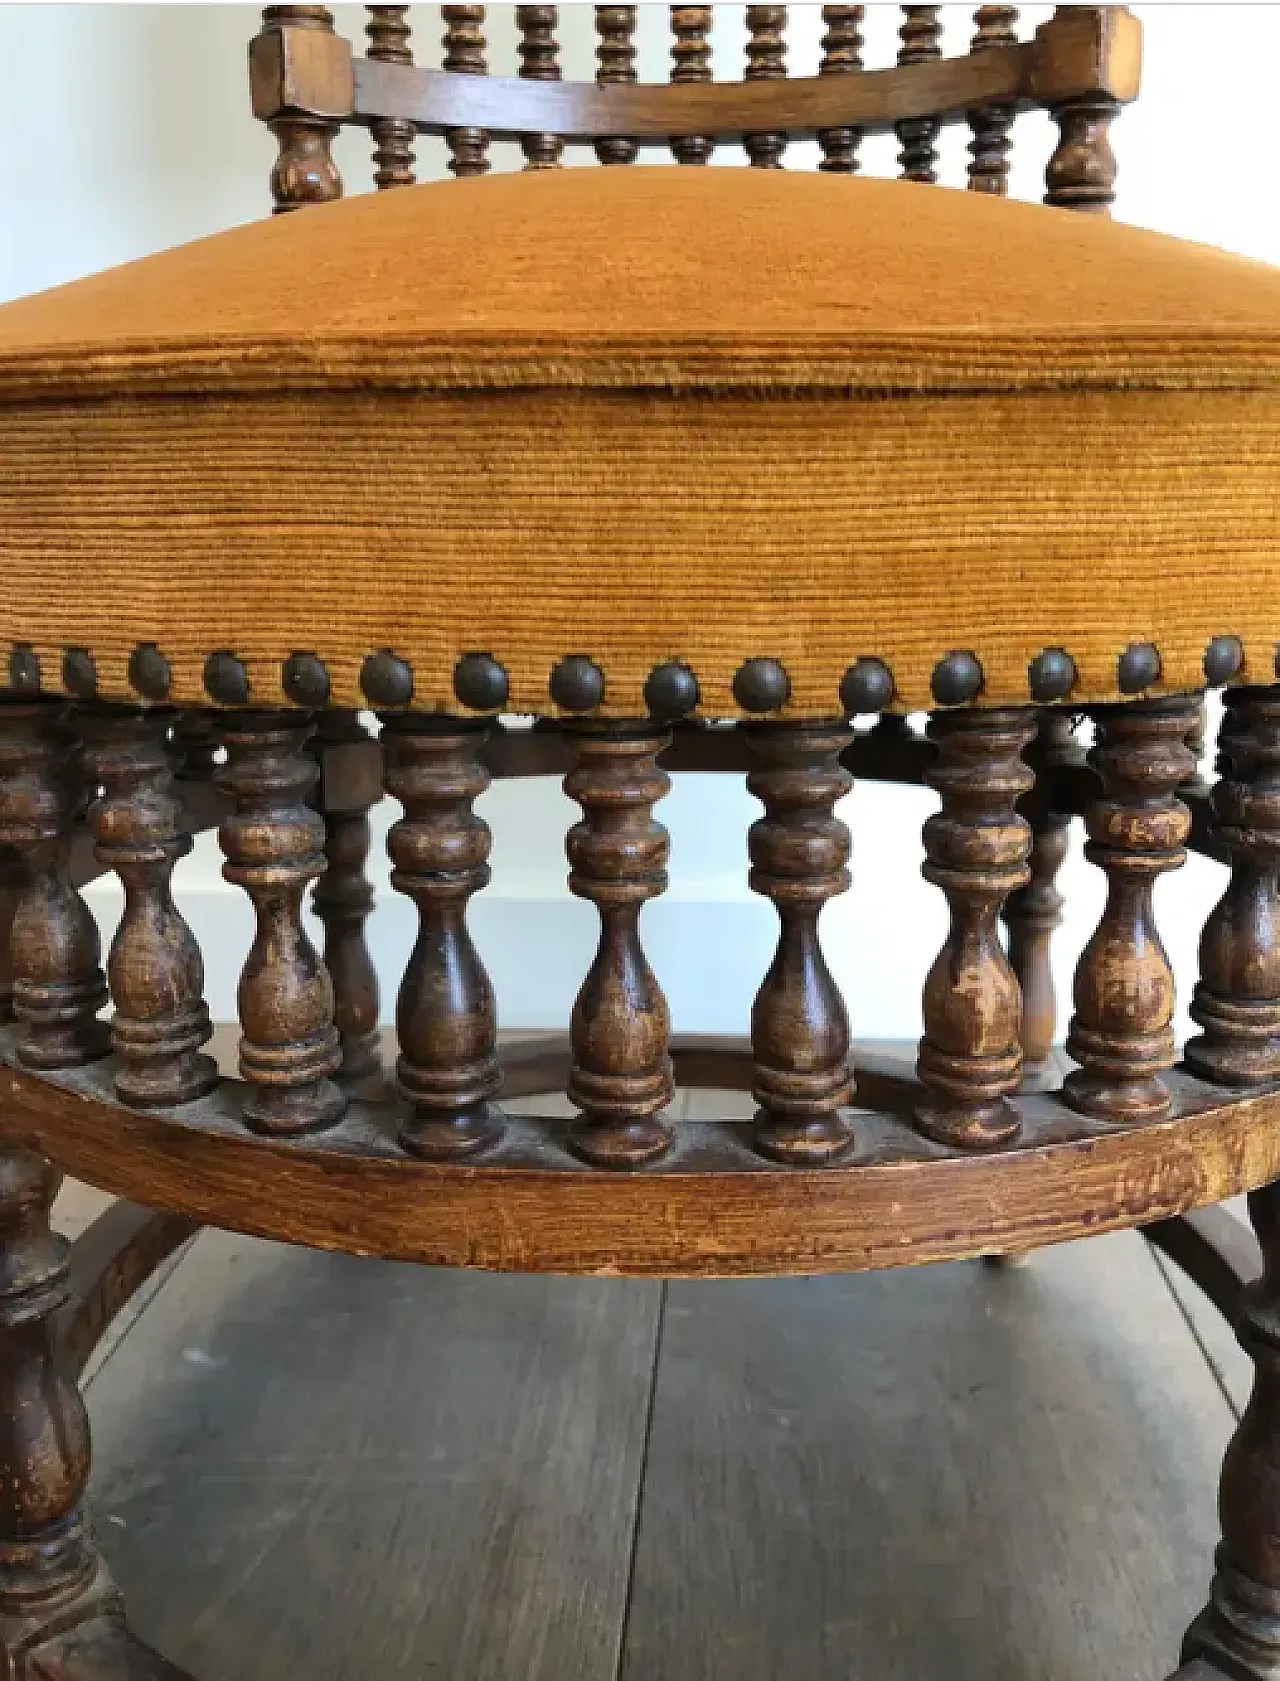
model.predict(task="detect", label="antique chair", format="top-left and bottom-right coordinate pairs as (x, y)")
top-left (1, 4), bottom-right (1279, 1675)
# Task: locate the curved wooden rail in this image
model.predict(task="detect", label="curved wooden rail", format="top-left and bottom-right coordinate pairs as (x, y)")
top-left (6, 1038), bottom-right (1279, 1279)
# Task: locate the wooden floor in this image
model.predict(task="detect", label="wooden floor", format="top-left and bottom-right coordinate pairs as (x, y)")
top-left (54, 1091), bottom-right (1252, 1681)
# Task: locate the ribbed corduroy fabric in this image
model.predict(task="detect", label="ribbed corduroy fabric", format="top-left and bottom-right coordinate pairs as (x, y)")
top-left (3, 167), bottom-right (1280, 714)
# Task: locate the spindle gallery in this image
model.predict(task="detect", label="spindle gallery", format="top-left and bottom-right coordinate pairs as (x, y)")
top-left (0, 5), bottom-right (1278, 1677)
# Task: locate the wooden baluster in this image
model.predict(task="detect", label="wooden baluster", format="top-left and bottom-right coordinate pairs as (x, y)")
top-left (967, 5), bottom-right (1018, 194)
top-left (518, 6), bottom-right (564, 169)
top-left (916, 708), bottom-right (1036, 1149)
top-left (216, 712), bottom-right (345, 1135)
top-left (82, 710), bottom-right (218, 1109)
top-left (564, 725), bottom-right (674, 1169)
top-left (383, 717), bottom-right (502, 1160)
top-left (896, 5), bottom-right (943, 183)
top-left (1001, 711), bottom-right (1076, 1075)
top-left (670, 6), bottom-right (714, 165)
top-left (0, 1146), bottom-right (110, 1654)
top-left (595, 6), bottom-right (639, 165)
top-left (1184, 1181), bottom-right (1280, 1675)
top-left (442, 5), bottom-right (491, 178)
top-left (744, 5), bottom-right (788, 169)
top-left (261, 5), bottom-right (344, 212)
top-left (1185, 688), bottom-right (1280, 1086)
top-left (0, 705), bottom-right (109, 1071)
top-left (1063, 698), bottom-right (1197, 1122)
top-left (745, 722), bottom-right (856, 1164)
top-left (366, 5), bottom-right (417, 187)
top-left (0, 845), bottom-right (18, 1026)
top-left (1041, 4), bottom-right (1122, 213)
top-left (817, 5), bottom-right (865, 174)
top-left (311, 712), bottom-right (381, 1086)
top-left (1182, 697), bottom-right (1212, 800)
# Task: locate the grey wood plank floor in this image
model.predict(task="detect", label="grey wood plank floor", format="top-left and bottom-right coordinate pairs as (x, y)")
top-left (72, 1105), bottom-right (1241, 1681)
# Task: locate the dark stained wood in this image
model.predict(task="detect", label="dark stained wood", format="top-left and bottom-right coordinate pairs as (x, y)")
top-left (441, 5), bottom-right (491, 177)
top-left (1040, 6), bottom-right (1131, 212)
top-left (743, 721), bottom-right (855, 1165)
top-left (259, 5), bottom-right (344, 211)
top-left (383, 716), bottom-right (503, 1161)
top-left (594, 6), bottom-right (639, 165)
top-left (59, 1202), bottom-right (198, 1381)
top-left (28, 1617), bottom-right (193, 1681)
top-left (0, 845), bottom-right (18, 1026)
top-left (968, 4), bottom-right (1019, 193)
top-left (1064, 699), bottom-right (1198, 1125)
top-left (915, 708), bottom-right (1035, 1149)
top-left (82, 711), bottom-right (217, 1110)
top-left (670, 5), bottom-right (714, 165)
top-left (1186, 689), bottom-right (1280, 1087)
top-left (0, 707), bottom-right (109, 1072)
top-left (365, 4), bottom-right (417, 187)
top-left (215, 712), bottom-right (345, 1137)
top-left (744, 5), bottom-right (788, 169)
top-left (564, 726), bottom-right (675, 1169)
top-left (517, 5), bottom-right (564, 169)
top-left (895, 5), bottom-right (943, 182)
top-left (1143, 1205), bottom-right (1263, 1327)
top-left (817, 4), bottom-right (865, 174)
top-left (1184, 1180), bottom-right (1280, 1677)
top-left (310, 712), bottom-right (381, 1086)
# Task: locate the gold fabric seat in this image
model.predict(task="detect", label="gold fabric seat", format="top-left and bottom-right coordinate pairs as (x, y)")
top-left (2, 165), bottom-right (1280, 716)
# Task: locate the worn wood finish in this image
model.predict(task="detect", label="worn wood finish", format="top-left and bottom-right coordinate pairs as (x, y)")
top-left (1041, 4), bottom-right (1128, 211)
top-left (744, 5), bottom-right (788, 169)
top-left (0, 708), bottom-right (108, 1074)
top-left (594, 5), bottom-right (639, 165)
top-left (215, 712), bottom-right (344, 1137)
top-left (1185, 1180), bottom-right (1280, 1678)
top-left (82, 711), bottom-right (217, 1111)
top-left (817, 4), bottom-right (864, 174)
top-left (564, 725), bottom-right (675, 1169)
top-left (261, 4), bottom-right (343, 211)
top-left (744, 721), bottom-right (855, 1165)
top-left (1186, 689), bottom-right (1280, 1088)
top-left (670, 5), bottom-right (714, 165)
top-left (895, 5), bottom-right (943, 182)
top-left (441, 5), bottom-right (490, 178)
top-left (1065, 699), bottom-right (1198, 1125)
top-left (383, 716), bottom-right (503, 1161)
top-left (968, 4), bottom-right (1019, 193)
top-left (310, 712), bottom-right (380, 1085)
top-left (517, 5), bottom-right (563, 169)
top-left (365, 5), bottom-right (416, 187)
top-left (916, 708), bottom-right (1035, 1149)
top-left (0, 846), bottom-right (17, 1028)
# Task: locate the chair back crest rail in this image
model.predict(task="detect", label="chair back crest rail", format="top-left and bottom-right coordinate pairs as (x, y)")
top-left (250, 4), bottom-right (1142, 211)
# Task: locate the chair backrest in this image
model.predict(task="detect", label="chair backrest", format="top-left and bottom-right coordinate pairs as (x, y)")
top-left (250, 4), bottom-right (1141, 215)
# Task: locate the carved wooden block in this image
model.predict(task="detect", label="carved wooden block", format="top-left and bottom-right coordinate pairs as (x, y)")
top-left (383, 717), bottom-right (503, 1160)
top-left (564, 725), bottom-right (674, 1168)
top-left (0, 706), bottom-right (108, 1071)
top-left (442, 5), bottom-right (491, 177)
top-left (817, 4), bottom-right (865, 174)
top-left (216, 711), bottom-right (345, 1135)
top-left (83, 710), bottom-right (217, 1109)
top-left (1186, 688), bottom-right (1280, 1086)
top-left (261, 5), bottom-right (344, 210)
top-left (744, 4), bottom-right (788, 169)
top-left (744, 721), bottom-right (856, 1164)
top-left (366, 5), bottom-right (417, 187)
top-left (916, 707), bottom-right (1036, 1148)
top-left (1063, 698), bottom-right (1197, 1122)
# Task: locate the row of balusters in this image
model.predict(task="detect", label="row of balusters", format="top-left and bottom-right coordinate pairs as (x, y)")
top-left (272, 5), bottom-right (1109, 214)
top-left (0, 695), bottom-right (1276, 1170)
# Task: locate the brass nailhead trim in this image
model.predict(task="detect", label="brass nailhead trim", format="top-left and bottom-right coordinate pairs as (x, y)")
top-left (128, 642), bottom-right (171, 702)
top-left (8, 645), bottom-right (40, 695)
top-left (644, 661), bottom-right (700, 723)
top-left (1118, 642), bottom-right (1161, 694)
top-left (840, 657), bottom-right (895, 716)
top-left (1204, 635), bottom-right (1244, 688)
top-left (931, 651), bottom-right (983, 707)
top-left (732, 657), bottom-right (790, 714)
top-left (360, 650), bottom-right (414, 708)
top-left (62, 648), bottom-right (96, 700)
top-left (282, 651), bottom-right (330, 708)
top-left (1028, 648), bottom-right (1076, 704)
top-left (204, 651), bottom-right (251, 707)
top-left (550, 655), bottom-right (605, 713)
top-left (454, 652), bottom-right (509, 712)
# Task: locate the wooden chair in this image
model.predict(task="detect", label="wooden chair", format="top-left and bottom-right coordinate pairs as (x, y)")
top-left (0, 5), bottom-right (1276, 1675)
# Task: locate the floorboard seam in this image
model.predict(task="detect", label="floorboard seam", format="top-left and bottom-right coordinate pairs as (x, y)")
top-left (612, 1278), bottom-right (668, 1681)
top-left (1147, 1240), bottom-right (1243, 1422)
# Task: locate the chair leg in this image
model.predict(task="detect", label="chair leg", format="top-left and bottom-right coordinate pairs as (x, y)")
top-left (1183, 1180), bottom-right (1280, 1679)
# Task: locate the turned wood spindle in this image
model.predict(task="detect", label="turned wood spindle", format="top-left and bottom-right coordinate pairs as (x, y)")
top-left (83, 710), bottom-right (218, 1109)
top-left (1183, 1181), bottom-right (1280, 1675)
top-left (896, 5), bottom-right (943, 183)
top-left (366, 5), bottom-right (417, 187)
top-left (0, 1148), bottom-right (99, 1620)
top-left (565, 726), bottom-right (675, 1169)
top-left (1001, 711), bottom-right (1078, 1075)
top-left (967, 5), bottom-right (1019, 194)
top-left (817, 5), bottom-right (865, 175)
top-left (745, 721), bottom-right (856, 1165)
top-left (595, 6), bottom-right (639, 165)
top-left (1185, 689), bottom-right (1280, 1086)
top-left (670, 6), bottom-right (714, 165)
top-left (1041, 7), bottom-right (1123, 213)
top-left (216, 712), bottom-right (345, 1135)
top-left (916, 708), bottom-right (1036, 1149)
top-left (518, 6), bottom-right (564, 170)
top-left (443, 6), bottom-right (491, 178)
top-left (0, 845), bottom-right (18, 1026)
top-left (262, 5), bottom-right (344, 212)
top-left (0, 706), bottom-right (108, 1071)
top-left (311, 712), bottom-right (381, 1085)
top-left (744, 5), bottom-right (788, 170)
top-left (383, 717), bottom-right (503, 1161)
top-left (1063, 698), bottom-right (1198, 1123)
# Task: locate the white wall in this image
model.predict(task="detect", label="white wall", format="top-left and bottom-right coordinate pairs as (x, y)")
top-left (0, 3), bottom-right (1264, 1037)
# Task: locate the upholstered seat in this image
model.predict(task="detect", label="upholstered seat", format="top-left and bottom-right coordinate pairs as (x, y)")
top-left (2, 164), bottom-right (1280, 718)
